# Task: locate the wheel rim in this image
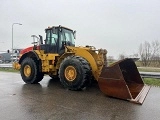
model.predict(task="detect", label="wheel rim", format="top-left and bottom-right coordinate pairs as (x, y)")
top-left (24, 65), bottom-right (31, 77)
top-left (65, 66), bottom-right (77, 81)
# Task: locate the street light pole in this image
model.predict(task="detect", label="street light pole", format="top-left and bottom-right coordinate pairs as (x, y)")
top-left (12, 23), bottom-right (22, 62)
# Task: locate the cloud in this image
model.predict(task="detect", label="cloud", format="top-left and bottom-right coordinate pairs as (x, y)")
top-left (0, 0), bottom-right (160, 58)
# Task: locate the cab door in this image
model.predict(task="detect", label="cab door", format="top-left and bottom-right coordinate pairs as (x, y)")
top-left (41, 28), bottom-right (59, 53)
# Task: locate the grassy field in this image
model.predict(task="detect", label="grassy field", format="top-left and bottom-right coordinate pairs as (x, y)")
top-left (0, 68), bottom-right (18, 72)
top-left (138, 67), bottom-right (160, 72)
top-left (143, 78), bottom-right (160, 86)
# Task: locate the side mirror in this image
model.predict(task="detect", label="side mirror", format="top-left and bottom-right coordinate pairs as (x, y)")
top-left (73, 31), bottom-right (76, 39)
top-left (39, 35), bottom-right (43, 44)
top-left (44, 39), bottom-right (46, 44)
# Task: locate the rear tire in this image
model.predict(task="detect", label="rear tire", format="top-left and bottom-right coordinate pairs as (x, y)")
top-left (20, 57), bottom-right (44, 84)
top-left (59, 56), bottom-right (91, 90)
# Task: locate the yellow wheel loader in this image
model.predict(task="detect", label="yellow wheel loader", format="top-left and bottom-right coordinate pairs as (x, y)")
top-left (13, 25), bottom-right (150, 104)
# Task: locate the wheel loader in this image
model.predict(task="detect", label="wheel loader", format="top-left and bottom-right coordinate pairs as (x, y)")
top-left (13, 25), bottom-right (150, 104)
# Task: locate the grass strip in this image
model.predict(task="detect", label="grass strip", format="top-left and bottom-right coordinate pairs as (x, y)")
top-left (0, 68), bottom-right (18, 72)
top-left (138, 68), bottom-right (160, 72)
top-left (143, 78), bottom-right (160, 87)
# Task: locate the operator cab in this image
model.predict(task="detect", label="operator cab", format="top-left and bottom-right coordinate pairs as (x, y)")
top-left (40, 25), bottom-right (75, 54)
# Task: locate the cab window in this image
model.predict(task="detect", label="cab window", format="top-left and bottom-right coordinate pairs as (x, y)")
top-left (51, 30), bottom-right (58, 45)
top-left (46, 30), bottom-right (51, 44)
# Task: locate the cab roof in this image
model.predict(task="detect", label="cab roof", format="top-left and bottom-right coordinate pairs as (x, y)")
top-left (45, 25), bottom-right (74, 31)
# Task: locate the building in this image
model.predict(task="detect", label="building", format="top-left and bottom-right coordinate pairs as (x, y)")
top-left (0, 53), bottom-right (12, 63)
top-left (0, 49), bottom-right (22, 63)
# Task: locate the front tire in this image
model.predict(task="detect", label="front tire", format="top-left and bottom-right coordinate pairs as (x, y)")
top-left (20, 57), bottom-right (44, 84)
top-left (59, 56), bottom-right (91, 90)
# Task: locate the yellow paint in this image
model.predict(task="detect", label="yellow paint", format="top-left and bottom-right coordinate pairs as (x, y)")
top-left (64, 46), bottom-right (107, 80)
top-left (34, 50), bottom-right (59, 72)
top-left (13, 46), bottom-right (107, 81)
top-left (12, 62), bottom-right (21, 70)
top-left (65, 66), bottom-right (77, 81)
top-left (24, 65), bottom-right (31, 77)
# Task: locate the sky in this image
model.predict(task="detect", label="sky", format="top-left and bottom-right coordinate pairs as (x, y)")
top-left (0, 0), bottom-right (160, 58)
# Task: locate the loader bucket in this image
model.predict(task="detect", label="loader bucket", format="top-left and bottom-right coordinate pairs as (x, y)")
top-left (98, 58), bottom-right (150, 104)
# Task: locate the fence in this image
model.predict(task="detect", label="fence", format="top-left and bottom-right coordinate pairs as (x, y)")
top-left (140, 72), bottom-right (160, 79)
top-left (0, 63), bottom-right (12, 68)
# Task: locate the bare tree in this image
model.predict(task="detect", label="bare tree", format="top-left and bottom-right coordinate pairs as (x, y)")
top-left (139, 40), bottom-right (160, 67)
top-left (118, 53), bottom-right (126, 60)
top-left (129, 53), bottom-right (139, 58)
top-left (139, 41), bottom-right (152, 66)
top-left (151, 40), bottom-right (160, 66)
top-left (108, 56), bottom-right (114, 62)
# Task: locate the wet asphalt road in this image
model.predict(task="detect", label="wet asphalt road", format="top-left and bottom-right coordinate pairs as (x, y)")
top-left (0, 72), bottom-right (160, 120)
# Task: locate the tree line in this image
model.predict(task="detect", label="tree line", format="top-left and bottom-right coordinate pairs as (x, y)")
top-left (139, 40), bottom-right (160, 67)
top-left (108, 40), bottom-right (160, 67)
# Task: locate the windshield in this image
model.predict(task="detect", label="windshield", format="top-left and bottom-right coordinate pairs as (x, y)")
top-left (61, 28), bottom-right (75, 45)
